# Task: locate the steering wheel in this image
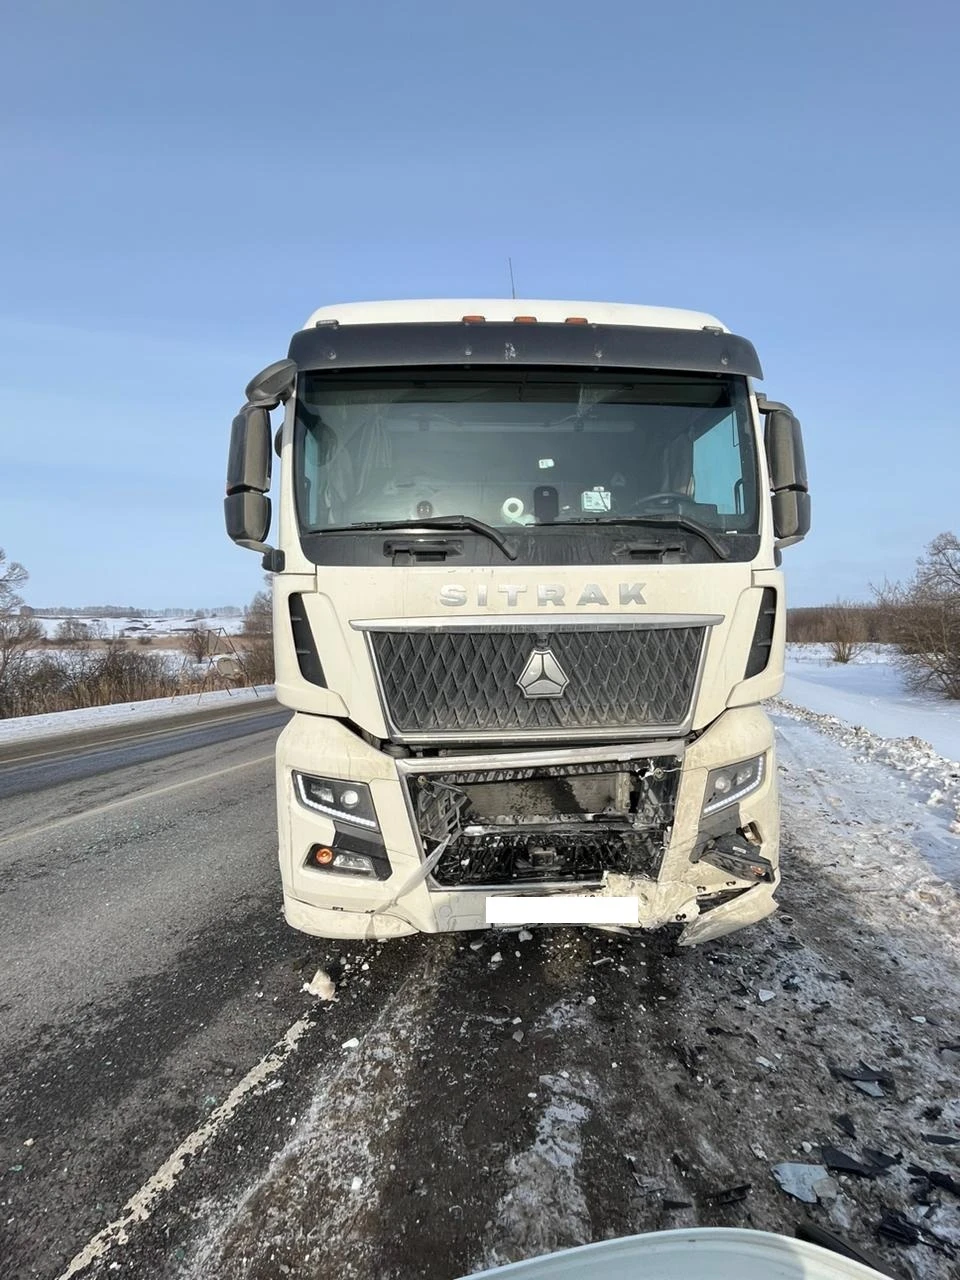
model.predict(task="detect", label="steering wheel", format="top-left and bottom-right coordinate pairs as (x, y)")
top-left (630, 491), bottom-right (691, 511)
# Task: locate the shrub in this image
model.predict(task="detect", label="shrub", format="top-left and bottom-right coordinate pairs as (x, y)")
top-left (875, 532), bottom-right (960, 700)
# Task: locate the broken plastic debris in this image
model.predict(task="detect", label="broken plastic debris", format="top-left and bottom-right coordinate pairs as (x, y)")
top-left (518, 929), bottom-right (533, 942)
top-left (795, 1224), bottom-right (895, 1277)
top-left (907, 1163), bottom-right (960, 1197)
top-left (862, 1148), bottom-right (899, 1171)
top-left (820, 1145), bottom-right (892, 1178)
top-left (490, 951), bottom-right (503, 965)
top-left (772, 1162), bottom-right (838, 1204)
top-left (833, 1113), bottom-right (857, 1140)
top-left (853, 1079), bottom-right (885, 1098)
top-left (757, 988), bottom-right (776, 1003)
top-left (877, 1209), bottom-right (921, 1247)
top-left (469, 940), bottom-right (484, 951)
top-left (341, 1037), bottom-right (360, 1050)
top-left (830, 1061), bottom-right (894, 1097)
top-left (350, 1175), bottom-right (363, 1191)
top-left (755, 1056), bottom-right (775, 1069)
top-left (911, 1015), bottom-right (927, 1023)
top-left (302, 969), bottom-right (336, 1000)
top-left (705, 1183), bottom-right (751, 1205)
top-left (512, 1029), bottom-right (524, 1043)
top-left (585, 995), bottom-right (596, 1005)
top-left (23, 1138), bottom-right (34, 1148)
top-left (876, 1207), bottom-right (956, 1255)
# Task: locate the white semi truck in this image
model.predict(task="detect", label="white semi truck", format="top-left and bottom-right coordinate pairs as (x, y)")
top-left (225, 300), bottom-right (809, 945)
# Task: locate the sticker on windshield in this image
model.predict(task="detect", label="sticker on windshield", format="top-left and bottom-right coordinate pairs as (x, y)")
top-left (581, 487), bottom-right (612, 512)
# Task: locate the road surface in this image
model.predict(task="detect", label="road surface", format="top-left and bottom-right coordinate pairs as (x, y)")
top-left (1, 704), bottom-right (958, 1279)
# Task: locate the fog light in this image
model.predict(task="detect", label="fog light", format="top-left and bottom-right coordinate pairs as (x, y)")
top-left (332, 851), bottom-right (376, 876)
top-left (340, 789), bottom-right (360, 809)
top-left (308, 845), bottom-right (376, 877)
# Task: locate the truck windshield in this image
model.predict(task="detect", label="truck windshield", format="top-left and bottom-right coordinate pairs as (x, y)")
top-left (294, 369), bottom-right (759, 537)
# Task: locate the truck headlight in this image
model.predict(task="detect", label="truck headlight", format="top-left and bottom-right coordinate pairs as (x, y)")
top-left (294, 773), bottom-right (379, 830)
top-left (702, 755), bottom-right (765, 816)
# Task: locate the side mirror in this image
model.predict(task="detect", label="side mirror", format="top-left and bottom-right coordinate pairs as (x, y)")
top-left (759, 401), bottom-right (811, 547)
top-left (245, 358), bottom-right (296, 409)
top-left (227, 405), bottom-right (272, 495)
top-left (225, 405), bottom-right (273, 552)
top-left (225, 490), bottom-right (271, 548)
top-left (771, 488), bottom-right (811, 545)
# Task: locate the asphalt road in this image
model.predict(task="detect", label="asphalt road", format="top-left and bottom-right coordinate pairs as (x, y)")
top-left (2, 706), bottom-right (958, 1280)
top-left (0, 702), bottom-right (297, 1277)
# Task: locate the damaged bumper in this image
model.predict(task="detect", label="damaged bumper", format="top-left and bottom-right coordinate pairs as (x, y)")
top-left (276, 704), bottom-right (779, 944)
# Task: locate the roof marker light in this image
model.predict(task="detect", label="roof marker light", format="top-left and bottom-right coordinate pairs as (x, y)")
top-left (462, 315), bottom-right (486, 323)
top-left (513, 315), bottom-right (538, 323)
top-left (564, 317), bottom-right (589, 325)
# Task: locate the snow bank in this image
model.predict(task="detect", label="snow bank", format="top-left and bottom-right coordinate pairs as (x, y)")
top-left (0, 686), bottom-right (274, 745)
top-left (784, 645), bottom-right (960, 761)
top-left (771, 696), bottom-right (960, 838)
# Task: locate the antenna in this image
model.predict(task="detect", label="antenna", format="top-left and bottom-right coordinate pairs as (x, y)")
top-left (508, 257), bottom-right (517, 300)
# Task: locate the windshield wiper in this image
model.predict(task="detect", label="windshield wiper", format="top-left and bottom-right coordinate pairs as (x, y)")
top-left (559, 515), bottom-right (731, 560)
top-left (324, 515), bottom-right (519, 561)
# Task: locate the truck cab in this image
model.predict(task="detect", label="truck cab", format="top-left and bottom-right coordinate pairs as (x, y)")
top-left (225, 300), bottom-right (809, 944)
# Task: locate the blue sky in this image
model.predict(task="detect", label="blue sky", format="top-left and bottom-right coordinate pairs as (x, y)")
top-left (1, 0), bottom-right (956, 608)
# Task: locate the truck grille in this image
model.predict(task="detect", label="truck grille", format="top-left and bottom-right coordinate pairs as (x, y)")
top-left (368, 625), bottom-right (705, 739)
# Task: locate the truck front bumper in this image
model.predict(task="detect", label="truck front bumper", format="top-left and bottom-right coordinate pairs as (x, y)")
top-left (275, 704), bottom-right (779, 945)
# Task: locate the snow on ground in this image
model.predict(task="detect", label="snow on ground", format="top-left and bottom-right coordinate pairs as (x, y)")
top-left (0, 685), bottom-right (274, 744)
top-left (772, 696), bottom-right (960, 847)
top-left (784, 644), bottom-right (960, 761)
top-left (32, 614), bottom-right (247, 639)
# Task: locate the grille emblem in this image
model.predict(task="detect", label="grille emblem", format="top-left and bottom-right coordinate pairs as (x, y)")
top-left (517, 646), bottom-right (569, 699)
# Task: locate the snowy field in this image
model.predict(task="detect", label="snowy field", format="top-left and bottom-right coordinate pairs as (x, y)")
top-left (31, 614), bottom-right (247, 640)
top-left (785, 643), bottom-right (960, 762)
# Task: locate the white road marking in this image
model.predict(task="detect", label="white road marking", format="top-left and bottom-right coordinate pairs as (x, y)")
top-left (55, 1014), bottom-right (315, 1280)
top-left (0, 753), bottom-right (274, 847)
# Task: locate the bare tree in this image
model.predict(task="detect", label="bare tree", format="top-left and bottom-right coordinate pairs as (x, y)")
top-left (243, 589), bottom-right (272, 637)
top-left (874, 532), bottom-right (960, 700)
top-left (55, 617), bottom-right (92, 646)
top-left (828, 599), bottom-right (868, 664)
top-left (184, 627), bottom-right (213, 663)
top-left (238, 581), bottom-right (274, 683)
top-left (0, 549), bottom-right (44, 717)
